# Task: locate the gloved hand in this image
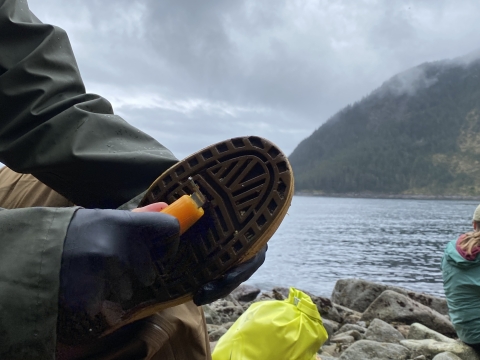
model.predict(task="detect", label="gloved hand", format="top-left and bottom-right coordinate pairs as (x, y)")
top-left (135, 202), bottom-right (268, 306)
top-left (57, 208), bottom-right (180, 343)
top-left (193, 245), bottom-right (267, 305)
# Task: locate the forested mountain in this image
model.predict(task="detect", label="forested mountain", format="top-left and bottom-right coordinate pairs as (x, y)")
top-left (289, 51), bottom-right (480, 196)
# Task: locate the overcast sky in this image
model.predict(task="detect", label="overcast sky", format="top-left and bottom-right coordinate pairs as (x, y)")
top-left (28, 0), bottom-right (480, 159)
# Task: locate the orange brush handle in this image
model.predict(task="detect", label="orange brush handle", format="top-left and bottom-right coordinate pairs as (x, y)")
top-left (161, 195), bottom-right (204, 235)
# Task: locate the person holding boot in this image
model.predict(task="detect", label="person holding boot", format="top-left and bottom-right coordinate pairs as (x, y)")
top-left (0, 0), bottom-right (293, 358)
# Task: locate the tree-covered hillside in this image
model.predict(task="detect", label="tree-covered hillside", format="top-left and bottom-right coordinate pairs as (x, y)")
top-left (289, 53), bottom-right (480, 196)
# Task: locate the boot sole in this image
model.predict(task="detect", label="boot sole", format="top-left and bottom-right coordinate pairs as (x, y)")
top-left (102, 136), bottom-right (294, 335)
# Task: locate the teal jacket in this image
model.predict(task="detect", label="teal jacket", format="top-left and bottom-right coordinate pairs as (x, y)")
top-left (0, 0), bottom-right (178, 358)
top-left (441, 239), bottom-right (480, 344)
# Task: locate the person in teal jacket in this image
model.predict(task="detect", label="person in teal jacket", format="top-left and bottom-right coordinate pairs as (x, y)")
top-left (441, 204), bottom-right (480, 351)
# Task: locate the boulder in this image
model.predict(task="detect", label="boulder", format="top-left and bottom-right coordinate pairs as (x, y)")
top-left (361, 290), bottom-right (456, 337)
top-left (322, 318), bottom-right (340, 345)
top-left (338, 340), bottom-right (410, 360)
top-left (202, 304), bottom-right (222, 325)
top-left (343, 313), bottom-right (361, 324)
top-left (318, 355), bottom-right (336, 360)
top-left (255, 291), bottom-right (275, 301)
top-left (364, 318), bottom-right (405, 343)
top-left (272, 286), bottom-right (290, 299)
top-left (335, 323), bottom-right (367, 335)
top-left (308, 292), bottom-right (343, 323)
top-left (408, 323), bottom-right (456, 343)
top-left (332, 278), bottom-right (448, 315)
top-left (320, 344), bottom-right (339, 358)
top-left (334, 330), bottom-right (364, 341)
top-left (342, 330), bottom-right (362, 340)
top-left (356, 320), bottom-right (367, 328)
top-left (207, 324), bottom-right (228, 341)
top-left (332, 303), bottom-right (362, 323)
top-left (395, 324), bottom-right (411, 338)
top-left (332, 278), bottom-right (387, 313)
top-left (432, 352), bottom-right (463, 360)
top-left (230, 284), bottom-right (261, 302)
top-left (330, 333), bottom-right (356, 345)
top-left (208, 297), bottom-right (244, 324)
top-left (404, 292), bottom-right (449, 317)
top-left (400, 339), bottom-right (480, 360)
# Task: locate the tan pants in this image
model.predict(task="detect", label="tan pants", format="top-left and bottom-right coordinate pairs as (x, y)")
top-left (0, 167), bottom-right (212, 360)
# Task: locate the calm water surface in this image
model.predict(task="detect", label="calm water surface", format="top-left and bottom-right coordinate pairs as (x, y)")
top-left (246, 196), bottom-right (479, 298)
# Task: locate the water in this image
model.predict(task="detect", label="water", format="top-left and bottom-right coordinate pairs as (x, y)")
top-left (246, 196), bottom-right (479, 298)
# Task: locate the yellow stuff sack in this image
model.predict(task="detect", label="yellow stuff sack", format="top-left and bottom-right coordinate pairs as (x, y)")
top-left (212, 287), bottom-right (328, 360)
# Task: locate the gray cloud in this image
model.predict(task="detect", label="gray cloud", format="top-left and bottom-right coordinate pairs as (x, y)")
top-left (27, 0), bottom-right (480, 157)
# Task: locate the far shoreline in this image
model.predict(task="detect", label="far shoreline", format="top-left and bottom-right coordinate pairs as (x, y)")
top-left (295, 191), bottom-right (480, 201)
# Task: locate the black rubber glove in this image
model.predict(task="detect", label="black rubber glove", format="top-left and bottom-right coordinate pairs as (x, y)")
top-left (193, 245), bottom-right (267, 305)
top-left (57, 208), bottom-right (180, 343)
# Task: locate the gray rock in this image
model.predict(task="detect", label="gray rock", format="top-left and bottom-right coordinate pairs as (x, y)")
top-left (209, 328), bottom-right (227, 342)
top-left (403, 292), bottom-right (448, 318)
top-left (332, 278), bottom-right (448, 315)
top-left (206, 324), bottom-right (221, 332)
top-left (433, 352), bottom-right (463, 360)
top-left (240, 300), bottom-right (254, 311)
top-left (408, 323), bottom-right (456, 343)
top-left (322, 318), bottom-right (340, 345)
top-left (344, 313), bottom-right (362, 324)
top-left (400, 339), bottom-right (480, 360)
top-left (337, 330), bottom-right (363, 341)
top-left (230, 284), bottom-right (261, 302)
top-left (335, 323), bottom-right (367, 335)
top-left (330, 334), bottom-right (355, 344)
top-left (307, 292), bottom-right (343, 323)
top-left (202, 305), bottom-right (222, 325)
top-left (395, 324), bottom-right (411, 338)
top-left (209, 298), bottom-right (244, 324)
top-left (332, 279), bottom-right (387, 313)
top-left (320, 344), bottom-right (339, 357)
top-left (272, 286), bottom-right (290, 299)
top-left (365, 318), bottom-right (405, 344)
top-left (338, 340), bottom-right (410, 360)
top-left (332, 303), bottom-right (362, 324)
top-left (219, 294), bottom-right (242, 306)
top-left (207, 324), bottom-right (228, 341)
top-left (318, 356), bottom-right (337, 360)
top-left (356, 321), bottom-right (367, 328)
top-left (361, 290), bottom-right (456, 337)
top-left (255, 291), bottom-right (275, 301)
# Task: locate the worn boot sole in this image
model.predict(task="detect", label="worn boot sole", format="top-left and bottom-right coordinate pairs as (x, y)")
top-left (102, 136), bottom-right (293, 336)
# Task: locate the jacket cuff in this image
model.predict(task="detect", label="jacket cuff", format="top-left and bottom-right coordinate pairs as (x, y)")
top-left (0, 206), bottom-right (78, 359)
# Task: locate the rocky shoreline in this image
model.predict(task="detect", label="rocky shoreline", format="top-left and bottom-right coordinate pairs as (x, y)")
top-left (204, 278), bottom-right (480, 360)
top-left (295, 192), bottom-right (480, 201)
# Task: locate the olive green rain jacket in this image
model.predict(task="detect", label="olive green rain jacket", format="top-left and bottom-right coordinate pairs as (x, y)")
top-left (0, 0), bottom-right (178, 358)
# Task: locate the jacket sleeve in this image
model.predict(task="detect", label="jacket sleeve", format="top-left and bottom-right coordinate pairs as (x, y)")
top-left (0, 206), bottom-right (78, 359)
top-left (0, 0), bottom-right (178, 209)
top-left (0, 0), bottom-right (180, 358)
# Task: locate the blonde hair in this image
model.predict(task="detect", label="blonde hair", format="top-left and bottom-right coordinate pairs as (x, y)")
top-left (458, 228), bottom-right (480, 256)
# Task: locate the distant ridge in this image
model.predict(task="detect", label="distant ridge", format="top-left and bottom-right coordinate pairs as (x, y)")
top-left (289, 51), bottom-right (480, 196)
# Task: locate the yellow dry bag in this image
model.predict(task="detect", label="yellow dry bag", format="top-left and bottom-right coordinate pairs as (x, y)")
top-left (212, 287), bottom-right (328, 360)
